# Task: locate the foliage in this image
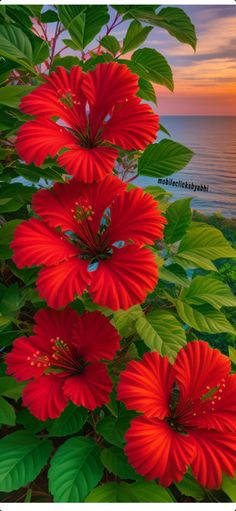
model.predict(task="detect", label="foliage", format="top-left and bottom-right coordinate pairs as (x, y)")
top-left (0, 3), bottom-right (235, 504)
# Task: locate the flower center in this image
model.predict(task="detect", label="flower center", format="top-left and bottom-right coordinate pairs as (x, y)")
top-left (77, 128), bottom-right (102, 149)
top-left (50, 337), bottom-right (86, 374)
top-left (166, 378), bottom-right (227, 432)
top-left (26, 339), bottom-right (86, 376)
top-left (70, 201), bottom-right (112, 263)
top-left (166, 416), bottom-right (186, 433)
top-left (60, 91), bottom-right (75, 109)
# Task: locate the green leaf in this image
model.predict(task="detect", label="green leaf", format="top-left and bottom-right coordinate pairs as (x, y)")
top-left (31, 37), bottom-right (49, 65)
top-left (138, 140), bottom-right (193, 178)
top-left (0, 108), bottom-right (15, 130)
top-left (158, 264), bottom-right (189, 288)
top-left (114, 6), bottom-right (157, 17)
top-left (0, 431), bottom-right (52, 492)
top-left (67, 6), bottom-right (109, 50)
top-left (0, 183), bottom-right (35, 212)
top-left (174, 254), bottom-right (218, 272)
top-left (15, 161), bottom-right (67, 184)
top-left (16, 408), bottom-right (52, 433)
top-left (100, 35), bottom-right (120, 55)
top-left (177, 224), bottom-right (236, 261)
top-left (181, 275), bottom-right (236, 310)
top-left (51, 55), bottom-right (82, 71)
top-left (0, 85), bottom-right (35, 108)
top-left (164, 198), bottom-right (192, 244)
top-left (0, 316), bottom-right (11, 327)
top-left (131, 48), bottom-right (173, 91)
top-left (83, 54), bottom-right (113, 71)
top-left (136, 310), bottom-right (186, 362)
top-left (122, 20), bottom-right (152, 54)
top-left (0, 324), bottom-right (18, 347)
top-left (0, 24), bottom-right (34, 72)
top-left (86, 481), bottom-right (174, 502)
top-left (5, 6), bottom-right (32, 28)
top-left (58, 5), bottom-right (85, 27)
top-left (25, 5), bottom-right (42, 19)
top-left (0, 220), bottom-right (22, 260)
top-left (159, 123), bottom-right (171, 136)
top-left (152, 7), bottom-right (196, 50)
top-left (0, 283), bottom-right (21, 316)
top-left (48, 437), bottom-right (103, 502)
top-left (137, 78), bottom-right (156, 103)
top-left (112, 305), bottom-right (143, 338)
top-left (144, 185), bottom-right (172, 201)
top-left (96, 410), bottom-right (136, 448)
top-left (48, 403), bottom-right (88, 437)
top-left (62, 38), bottom-right (81, 51)
top-left (41, 9), bottom-right (58, 23)
top-left (0, 376), bottom-right (25, 400)
top-left (0, 396), bottom-right (16, 426)
top-left (174, 300), bottom-right (236, 334)
top-left (130, 481), bottom-right (174, 502)
top-left (228, 346), bottom-right (236, 365)
top-left (222, 475), bottom-right (236, 502)
top-left (175, 472), bottom-right (204, 500)
top-left (101, 447), bottom-right (141, 480)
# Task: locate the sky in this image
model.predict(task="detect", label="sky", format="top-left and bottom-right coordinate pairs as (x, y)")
top-left (113, 5), bottom-right (236, 116)
top-left (44, 5), bottom-right (236, 116)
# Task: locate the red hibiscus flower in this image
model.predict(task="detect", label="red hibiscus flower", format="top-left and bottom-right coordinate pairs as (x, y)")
top-left (16, 63), bottom-right (159, 183)
top-left (6, 308), bottom-right (120, 420)
top-left (117, 341), bottom-right (236, 488)
top-left (11, 176), bottom-right (166, 310)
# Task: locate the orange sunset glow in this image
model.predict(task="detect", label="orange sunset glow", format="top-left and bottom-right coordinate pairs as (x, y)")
top-left (150, 6), bottom-right (236, 115)
top-left (117, 5), bottom-right (236, 116)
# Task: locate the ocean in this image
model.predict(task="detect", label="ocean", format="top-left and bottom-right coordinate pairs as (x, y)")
top-left (135, 116), bottom-right (236, 218)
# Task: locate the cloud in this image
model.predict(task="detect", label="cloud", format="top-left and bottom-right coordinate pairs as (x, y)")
top-left (166, 13), bottom-right (236, 59)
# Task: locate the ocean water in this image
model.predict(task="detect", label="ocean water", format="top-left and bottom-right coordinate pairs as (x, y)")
top-left (135, 116), bottom-right (236, 218)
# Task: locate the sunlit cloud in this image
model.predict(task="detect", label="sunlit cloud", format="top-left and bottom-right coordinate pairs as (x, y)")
top-left (166, 15), bottom-right (236, 58)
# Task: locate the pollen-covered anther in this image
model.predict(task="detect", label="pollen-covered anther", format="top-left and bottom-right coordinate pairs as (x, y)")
top-left (74, 200), bottom-right (95, 223)
top-left (27, 350), bottom-right (50, 368)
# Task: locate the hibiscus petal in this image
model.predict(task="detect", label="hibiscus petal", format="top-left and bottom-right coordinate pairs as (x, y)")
top-left (33, 176), bottom-right (125, 237)
top-left (103, 98), bottom-right (159, 150)
top-left (32, 183), bottom-right (83, 235)
top-left (189, 374), bottom-right (236, 433)
top-left (44, 65), bottom-right (85, 108)
top-left (63, 362), bottom-right (112, 409)
top-left (16, 119), bottom-right (76, 166)
top-left (89, 245), bottom-right (158, 310)
top-left (82, 62), bottom-right (139, 131)
top-left (72, 311), bottom-right (120, 362)
top-left (33, 307), bottom-right (79, 345)
top-left (5, 336), bottom-right (47, 382)
top-left (125, 416), bottom-right (195, 486)
top-left (174, 340), bottom-right (230, 404)
top-left (37, 258), bottom-right (90, 309)
top-left (20, 84), bottom-right (74, 126)
top-left (107, 187), bottom-right (166, 246)
top-left (23, 375), bottom-right (68, 420)
top-left (20, 66), bottom-right (86, 130)
top-left (117, 351), bottom-right (174, 419)
top-left (57, 145), bottom-right (118, 183)
top-left (190, 429), bottom-right (236, 488)
top-left (11, 218), bottom-right (79, 268)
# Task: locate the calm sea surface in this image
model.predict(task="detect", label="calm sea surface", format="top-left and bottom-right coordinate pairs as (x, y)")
top-left (135, 116), bottom-right (236, 218)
